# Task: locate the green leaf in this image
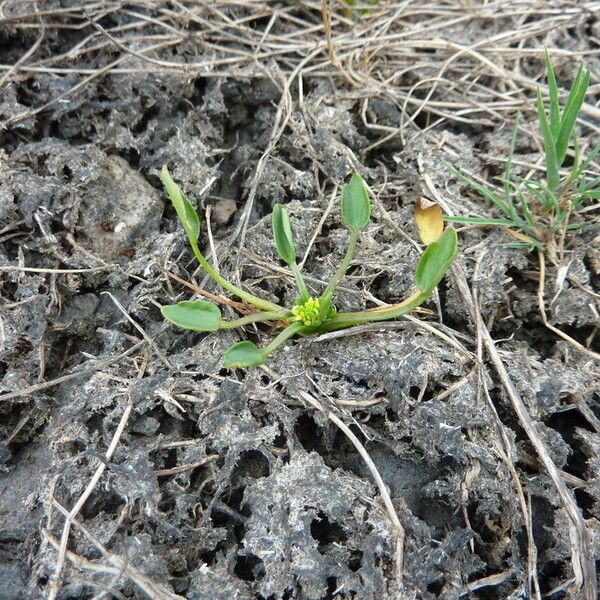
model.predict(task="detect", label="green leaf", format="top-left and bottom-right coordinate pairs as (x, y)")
top-left (415, 227), bottom-right (458, 293)
top-left (444, 216), bottom-right (516, 226)
top-left (575, 142), bottom-right (600, 181)
top-left (161, 300), bottom-right (221, 331)
top-left (519, 176), bottom-right (558, 210)
top-left (341, 173), bottom-right (371, 230)
top-left (556, 64), bottom-right (590, 166)
top-left (580, 189), bottom-right (600, 199)
top-left (503, 242), bottom-right (538, 250)
top-left (272, 204), bottom-right (296, 266)
top-left (223, 341), bottom-right (265, 368)
top-left (545, 51), bottom-right (560, 139)
top-left (582, 176), bottom-right (600, 192)
top-left (161, 165), bottom-right (200, 245)
top-left (536, 89), bottom-right (561, 192)
top-left (516, 189), bottom-right (536, 228)
top-left (446, 163), bottom-right (512, 218)
top-left (503, 112), bottom-right (520, 210)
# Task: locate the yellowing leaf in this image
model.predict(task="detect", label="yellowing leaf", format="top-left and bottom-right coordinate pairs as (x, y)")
top-left (415, 198), bottom-right (443, 246)
top-left (501, 227), bottom-right (537, 244)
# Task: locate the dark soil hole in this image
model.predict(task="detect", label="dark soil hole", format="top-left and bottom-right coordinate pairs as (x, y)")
top-left (158, 492), bottom-right (176, 513)
top-left (294, 413), bottom-right (326, 454)
top-left (85, 412), bottom-right (104, 438)
top-left (325, 576), bottom-right (339, 598)
top-left (211, 487), bottom-right (248, 544)
top-left (561, 324), bottom-right (599, 354)
top-left (410, 107), bottom-right (435, 131)
top-left (538, 559), bottom-right (569, 596)
top-left (190, 77), bottom-right (207, 106)
top-left (132, 103), bottom-right (161, 135)
top-left (152, 447), bottom-right (178, 471)
top-left (385, 407), bottom-right (399, 423)
top-left (427, 578), bottom-right (443, 596)
top-left (409, 386), bottom-right (421, 399)
top-left (310, 511), bottom-right (347, 552)
top-left (348, 549), bottom-right (363, 572)
top-left (156, 408), bottom-right (195, 438)
top-left (233, 553), bottom-right (265, 582)
top-left (530, 494), bottom-right (555, 554)
top-left (271, 431), bottom-right (287, 450)
top-left (119, 148), bottom-right (141, 170)
top-left (231, 449), bottom-right (270, 482)
top-left (573, 487), bottom-right (595, 519)
top-left (368, 273), bottom-right (391, 298)
top-left (544, 407), bottom-right (593, 488)
top-left (80, 489), bottom-right (123, 520)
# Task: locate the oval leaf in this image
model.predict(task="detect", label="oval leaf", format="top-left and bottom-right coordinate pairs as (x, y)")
top-left (415, 227), bottom-right (458, 293)
top-left (161, 165), bottom-right (200, 244)
top-left (272, 204), bottom-right (296, 266)
top-left (341, 173), bottom-right (371, 230)
top-left (415, 198), bottom-right (443, 245)
top-left (223, 341), bottom-right (265, 368)
top-left (161, 300), bottom-right (221, 331)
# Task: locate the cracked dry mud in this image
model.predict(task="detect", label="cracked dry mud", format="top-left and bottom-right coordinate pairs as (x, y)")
top-left (1, 2), bottom-right (600, 600)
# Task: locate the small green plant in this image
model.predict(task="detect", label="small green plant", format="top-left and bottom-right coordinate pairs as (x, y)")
top-left (160, 167), bottom-right (457, 368)
top-left (343, 0), bottom-right (383, 14)
top-left (446, 52), bottom-right (599, 259)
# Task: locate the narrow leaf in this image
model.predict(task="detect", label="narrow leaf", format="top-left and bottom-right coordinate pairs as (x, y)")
top-left (517, 189), bottom-right (536, 228)
top-left (520, 176), bottom-right (558, 210)
top-left (501, 227), bottom-right (538, 245)
top-left (341, 173), bottom-right (371, 230)
top-left (569, 129), bottom-right (580, 185)
top-left (446, 163), bottom-right (512, 218)
top-left (223, 341), bottom-right (265, 368)
top-left (580, 189), bottom-right (600, 199)
top-left (272, 204), bottom-right (297, 266)
top-left (504, 243), bottom-right (538, 250)
top-left (503, 112), bottom-right (520, 210)
top-left (545, 51), bottom-right (560, 139)
top-left (415, 227), bottom-right (458, 293)
top-left (415, 198), bottom-right (443, 245)
top-left (444, 216), bottom-right (516, 226)
top-left (161, 165), bottom-right (200, 245)
top-left (556, 65), bottom-right (590, 165)
top-left (583, 176), bottom-right (600, 192)
top-left (536, 89), bottom-right (560, 192)
top-left (574, 141), bottom-right (600, 181)
top-left (161, 300), bottom-right (221, 331)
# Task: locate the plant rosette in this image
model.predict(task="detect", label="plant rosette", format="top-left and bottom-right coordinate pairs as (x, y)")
top-left (160, 168), bottom-right (458, 368)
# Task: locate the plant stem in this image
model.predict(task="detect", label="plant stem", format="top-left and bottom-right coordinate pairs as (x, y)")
top-left (321, 290), bottom-right (426, 331)
top-left (319, 227), bottom-right (359, 306)
top-left (219, 310), bottom-right (290, 330)
top-left (262, 321), bottom-right (305, 356)
top-left (290, 262), bottom-right (310, 301)
top-left (190, 240), bottom-right (281, 312)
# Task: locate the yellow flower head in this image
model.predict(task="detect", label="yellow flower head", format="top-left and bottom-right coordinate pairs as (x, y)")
top-left (291, 297), bottom-right (322, 326)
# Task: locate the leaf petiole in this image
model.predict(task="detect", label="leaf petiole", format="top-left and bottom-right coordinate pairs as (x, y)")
top-left (262, 321), bottom-right (306, 356)
top-left (218, 309), bottom-right (290, 330)
top-left (322, 290), bottom-right (426, 331)
top-left (188, 239), bottom-right (282, 312)
top-left (319, 227), bottom-right (359, 312)
top-left (289, 261), bottom-right (310, 302)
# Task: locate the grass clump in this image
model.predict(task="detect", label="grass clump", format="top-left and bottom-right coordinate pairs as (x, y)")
top-left (447, 52), bottom-right (599, 260)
